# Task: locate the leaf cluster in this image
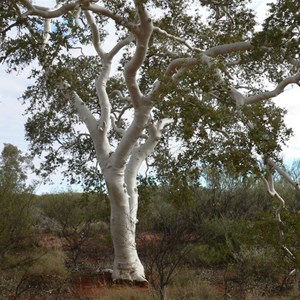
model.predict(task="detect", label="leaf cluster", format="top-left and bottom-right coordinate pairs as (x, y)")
top-left (1, 1), bottom-right (297, 191)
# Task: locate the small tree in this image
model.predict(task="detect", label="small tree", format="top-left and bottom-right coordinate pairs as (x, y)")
top-left (141, 210), bottom-right (195, 300)
top-left (0, 144), bottom-right (37, 300)
top-left (0, 144), bottom-right (35, 260)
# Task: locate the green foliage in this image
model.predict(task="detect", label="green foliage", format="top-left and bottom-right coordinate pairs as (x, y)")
top-left (250, 0), bottom-right (299, 85)
top-left (188, 243), bottom-right (232, 266)
top-left (0, 193), bottom-right (35, 259)
top-left (137, 176), bottom-right (158, 222)
top-left (23, 55), bottom-right (105, 190)
top-left (1, 0), bottom-right (295, 189)
top-left (139, 160), bottom-right (300, 282)
top-left (233, 246), bottom-right (282, 283)
top-left (38, 192), bottom-right (110, 265)
top-left (188, 218), bottom-right (243, 266)
top-left (0, 144), bottom-right (35, 260)
top-left (39, 193), bottom-right (108, 232)
top-left (0, 143), bottom-right (33, 193)
top-left (262, 0), bottom-right (300, 56)
top-left (243, 210), bottom-right (300, 271)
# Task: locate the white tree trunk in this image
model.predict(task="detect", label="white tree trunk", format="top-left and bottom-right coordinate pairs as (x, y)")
top-left (101, 118), bottom-right (172, 282)
top-left (105, 170), bottom-right (145, 281)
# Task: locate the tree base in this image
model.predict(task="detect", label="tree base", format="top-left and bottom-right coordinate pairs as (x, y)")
top-left (114, 278), bottom-right (148, 288)
top-left (102, 269), bottom-right (148, 287)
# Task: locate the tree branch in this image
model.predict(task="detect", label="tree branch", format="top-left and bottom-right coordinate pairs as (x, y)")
top-left (149, 55), bottom-right (212, 97)
top-left (109, 90), bottom-right (131, 103)
top-left (110, 115), bottom-right (126, 137)
top-left (86, 3), bottom-right (138, 33)
top-left (165, 57), bottom-right (199, 77)
top-left (95, 59), bottom-right (111, 135)
top-left (261, 159), bottom-right (297, 263)
top-left (124, 118), bottom-right (173, 212)
top-left (72, 91), bottom-right (98, 134)
top-left (71, 91), bottom-right (111, 161)
top-left (19, 0), bottom-right (78, 18)
top-left (261, 166), bottom-right (285, 237)
top-left (111, 105), bottom-right (152, 169)
top-left (264, 156), bottom-right (300, 193)
top-left (108, 33), bottom-right (134, 60)
top-left (84, 10), bottom-right (105, 59)
top-left (153, 26), bottom-right (198, 51)
top-left (290, 58), bottom-right (300, 68)
top-left (245, 74), bottom-right (300, 104)
top-left (41, 15), bottom-right (51, 51)
top-left (124, 2), bottom-right (153, 108)
top-left (18, 0), bottom-right (137, 35)
top-left (204, 41), bottom-right (253, 57)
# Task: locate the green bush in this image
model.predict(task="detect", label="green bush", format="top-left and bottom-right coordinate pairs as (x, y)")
top-left (187, 243), bottom-right (235, 266)
top-left (185, 218), bottom-right (244, 267)
top-left (234, 246), bottom-right (281, 283)
top-left (0, 144), bottom-right (36, 262)
top-left (38, 192), bottom-right (111, 267)
top-left (0, 193), bottom-right (35, 259)
top-left (240, 211), bottom-right (300, 274)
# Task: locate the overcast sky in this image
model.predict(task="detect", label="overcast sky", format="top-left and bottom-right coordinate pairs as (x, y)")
top-left (0, 0), bottom-right (299, 194)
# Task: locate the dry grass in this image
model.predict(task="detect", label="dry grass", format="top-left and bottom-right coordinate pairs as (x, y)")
top-left (91, 282), bottom-right (221, 300)
top-left (165, 268), bottom-right (223, 300)
top-left (90, 268), bottom-right (222, 300)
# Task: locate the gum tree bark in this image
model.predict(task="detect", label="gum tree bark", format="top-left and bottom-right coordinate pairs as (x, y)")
top-left (69, 2), bottom-right (157, 281)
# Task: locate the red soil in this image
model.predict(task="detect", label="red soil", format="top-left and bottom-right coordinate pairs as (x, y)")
top-left (71, 272), bottom-right (149, 298)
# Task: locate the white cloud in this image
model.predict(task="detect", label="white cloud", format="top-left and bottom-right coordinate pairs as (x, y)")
top-left (32, 0), bottom-right (56, 6)
top-left (274, 86), bottom-right (300, 162)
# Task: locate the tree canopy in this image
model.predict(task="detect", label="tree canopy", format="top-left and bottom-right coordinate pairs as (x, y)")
top-left (0, 143), bottom-right (33, 194)
top-left (1, 0), bottom-right (299, 189)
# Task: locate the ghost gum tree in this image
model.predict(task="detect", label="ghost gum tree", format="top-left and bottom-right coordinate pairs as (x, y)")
top-left (1, 0), bottom-right (299, 281)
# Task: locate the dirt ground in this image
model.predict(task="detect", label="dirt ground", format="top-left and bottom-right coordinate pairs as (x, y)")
top-left (26, 233), bottom-right (300, 300)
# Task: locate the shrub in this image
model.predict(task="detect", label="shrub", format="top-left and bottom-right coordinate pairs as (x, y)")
top-left (0, 193), bottom-right (35, 260)
top-left (0, 144), bottom-right (36, 264)
top-left (186, 218), bottom-right (244, 267)
top-left (27, 250), bottom-right (68, 278)
top-left (233, 246), bottom-right (281, 283)
top-left (187, 243), bottom-right (235, 267)
top-left (241, 211), bottom-right (300, 276)
top-left (39, 192), bottom-right (109, 267)
top-left (140, 211), bottom-right (196, 300)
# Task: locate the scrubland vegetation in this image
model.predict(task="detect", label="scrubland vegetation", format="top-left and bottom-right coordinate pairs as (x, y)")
top-left (1, 144), bottom-right (300, 299)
